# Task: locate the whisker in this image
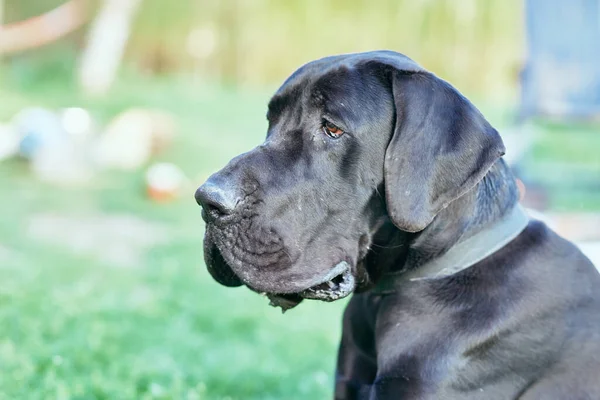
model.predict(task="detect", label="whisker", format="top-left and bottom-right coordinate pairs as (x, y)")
top-left (374, 185), bottom-right (383, 200)
top-left (282, 249), bottom-right (293, 264)
top-left (370, 243), bottom-right (405, 249)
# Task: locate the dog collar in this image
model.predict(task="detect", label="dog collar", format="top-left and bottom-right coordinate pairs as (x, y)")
top-left (374, 204), bottom-right (529, 293)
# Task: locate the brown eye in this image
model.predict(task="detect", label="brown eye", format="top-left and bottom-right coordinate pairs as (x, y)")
top-left (323, 121), bottom-right (344, 138)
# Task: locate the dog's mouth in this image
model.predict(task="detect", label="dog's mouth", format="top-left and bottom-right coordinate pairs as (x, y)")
top-left (204, 229), bottom-right (357, 312)
top-left (265, 261), bottom-right (356, 312)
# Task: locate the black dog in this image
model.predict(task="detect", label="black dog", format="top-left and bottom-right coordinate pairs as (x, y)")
top-left (195, 51), bottom-right (600, 399)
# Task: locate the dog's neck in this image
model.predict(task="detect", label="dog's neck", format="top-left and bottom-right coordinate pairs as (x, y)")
top-left (367, 159), bottom-right (519, 280)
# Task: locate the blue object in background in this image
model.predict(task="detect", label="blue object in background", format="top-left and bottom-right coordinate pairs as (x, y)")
top-left (13, 108), bottom-right (67, 159)
top-left (520, 0), bottom-right (600, 120)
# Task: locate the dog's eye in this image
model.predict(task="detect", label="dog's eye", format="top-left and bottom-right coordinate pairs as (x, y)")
top-left (323, 121), bottom-right (344, 138)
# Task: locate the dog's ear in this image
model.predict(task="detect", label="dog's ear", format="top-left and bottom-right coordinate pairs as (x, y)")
top-left (381, 59), bottom-right (505, 233)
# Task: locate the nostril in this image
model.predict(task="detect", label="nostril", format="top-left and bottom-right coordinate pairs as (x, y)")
top-left (203, 198), bottom-right (230, 217)
top-left (195, 181), bottom-right (239, 221)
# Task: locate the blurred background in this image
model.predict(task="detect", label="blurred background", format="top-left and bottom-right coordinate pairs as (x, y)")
top-left (0, 1), bottom-right (599, 399)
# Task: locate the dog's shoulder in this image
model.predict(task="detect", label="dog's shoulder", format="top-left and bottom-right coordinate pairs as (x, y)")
top-left (517, 218), bottom-right (600, 282)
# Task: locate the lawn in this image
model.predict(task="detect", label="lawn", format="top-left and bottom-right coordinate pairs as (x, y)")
top-left (0, 77), bottom-right (348, 400)
top-left (0, 73), bottom-right (598, 399)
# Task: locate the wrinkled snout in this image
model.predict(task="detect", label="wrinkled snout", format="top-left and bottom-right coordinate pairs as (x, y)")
top-left (195, 148), bottom-right (269, 222)
top-left (195, 140), bottom-right (362, 309)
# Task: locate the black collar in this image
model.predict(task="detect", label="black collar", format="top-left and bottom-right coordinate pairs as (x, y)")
top-left (374, 205), bottom-right (529, 294)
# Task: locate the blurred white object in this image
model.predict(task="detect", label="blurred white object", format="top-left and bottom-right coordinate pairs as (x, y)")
top-left (61, 107), bottom-right (93, 138)
top-left (0, 123), bottom-right (19, 161)
top-left (145, 162), bottom-right (187, 201)
top-left (187, 26), bottom-right (218, 60)
top-left (12, 107), bottom-right (94, 185)
top-left (12, 107), bottom-right (68, 158)
top-left (94, 108), bottom-right (176, 170)
top-left (78, 0), bottom-right (141, 95)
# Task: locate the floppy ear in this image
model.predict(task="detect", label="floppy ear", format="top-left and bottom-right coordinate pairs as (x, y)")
top-left (383, 68), bottom-right (505, 233)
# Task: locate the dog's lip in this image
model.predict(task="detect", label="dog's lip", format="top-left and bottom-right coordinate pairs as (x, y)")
top-left (299, 264), bottom-right (355, 300)
top-left (266, 261), bottom-right (356, 310)
top-left (206, 234), bottom-right (356, 309)
top-left (210, 232), bottom-right (351, 294)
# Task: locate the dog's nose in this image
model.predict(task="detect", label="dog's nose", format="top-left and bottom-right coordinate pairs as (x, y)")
top-left (195, 178), bottom-right (240, 221)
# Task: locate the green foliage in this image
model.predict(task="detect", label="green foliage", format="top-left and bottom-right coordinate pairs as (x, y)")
top-left (128, 0), bottom-right (523, 98)
top-left (3, 0), bottom-right (523, 98)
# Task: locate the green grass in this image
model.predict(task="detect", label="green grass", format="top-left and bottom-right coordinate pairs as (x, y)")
top-left (516, 121), bottom-right (600, 211)
top-left (0, 76), bottom-right (347, 399)
top-left (0, 73), bottom-right (599, 399)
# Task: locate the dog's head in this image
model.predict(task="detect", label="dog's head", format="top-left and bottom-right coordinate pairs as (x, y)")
top-left (195, 51), bottom-right (504, 310)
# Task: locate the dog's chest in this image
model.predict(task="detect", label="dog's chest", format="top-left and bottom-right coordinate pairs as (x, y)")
top-left (372, 293), bottom-right (563, 398)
